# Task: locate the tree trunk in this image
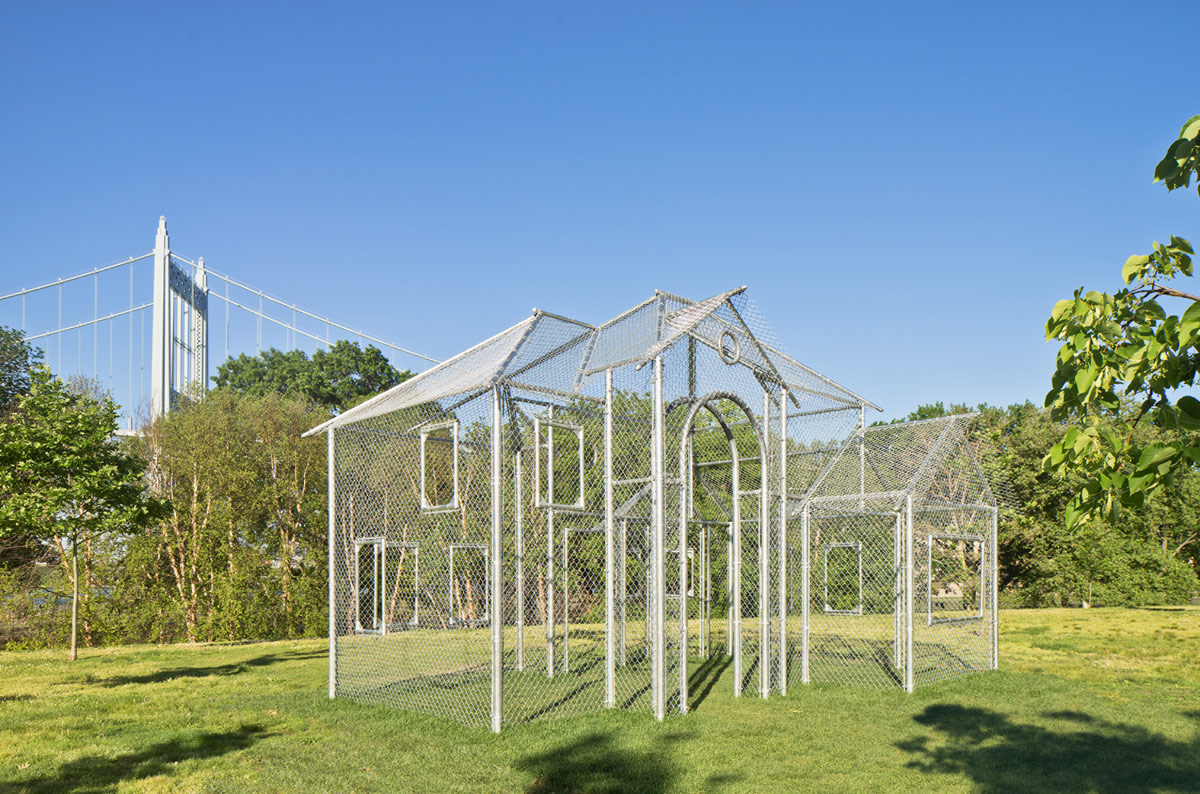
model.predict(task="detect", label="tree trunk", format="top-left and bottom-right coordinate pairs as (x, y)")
top-left (69, 543), bottom-right (78, 662)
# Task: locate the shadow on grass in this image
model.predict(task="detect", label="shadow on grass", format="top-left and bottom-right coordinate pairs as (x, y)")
top-left (898, 705), bottom-right (1200, 794)
top-left (0, 694), bottom-right (33, 702)
top-left (688, 654), bottom-right (731, 711)
top-left (517, 730), bottom-right (689, 794)
top-left (0, 724), bottom-right (268, 794)
top-left (95, 649), bottom-right (325, 687)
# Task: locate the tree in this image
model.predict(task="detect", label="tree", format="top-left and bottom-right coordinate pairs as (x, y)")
top-left (212, 341), bottom-right (410, 412)
top-left (123, 390), bottom-right (330, 643)
top-left (0, 325), bottom-right (44, 414)
top-left (0, 368), bottom-right (166, 659)
top-left (1044, 115), bottom-right (1200, 524)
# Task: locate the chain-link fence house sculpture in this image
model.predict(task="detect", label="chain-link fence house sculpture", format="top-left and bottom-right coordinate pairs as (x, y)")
top-left (303, 288), bottom-right (998, 731)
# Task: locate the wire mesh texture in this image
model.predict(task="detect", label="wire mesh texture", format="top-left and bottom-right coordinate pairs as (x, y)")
top-left (310, 288), bottom-right (998, 731)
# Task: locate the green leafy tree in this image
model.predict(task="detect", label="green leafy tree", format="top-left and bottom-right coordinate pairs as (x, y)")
top-left (1044, 115), bottom-right (1200, 524)
top-left (122, 390), bottom-right (330, 643)
top-left (0, 368), bottom-right (166, 659)
top-left (0, 325), bottom-right (43, 414)
top-left (213, 341), bottom-right (411, 412)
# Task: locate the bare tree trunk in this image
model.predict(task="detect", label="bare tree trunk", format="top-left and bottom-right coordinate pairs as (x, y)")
top-left (69, 543), bottom-right (78, 662)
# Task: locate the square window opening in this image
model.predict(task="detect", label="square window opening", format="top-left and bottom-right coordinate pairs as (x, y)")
top-left (448, 544), bottom-right (489, 628)
top-left (534, 417), bottom-right (586, 511)
top-left (383, 541), bottom-right (419, 631)
top-left (927, 533), bottom-right (984, 625)
top-left (420, 420), bottom-right (459, 512)
top-left (823, 541), bottom-right (863, 615)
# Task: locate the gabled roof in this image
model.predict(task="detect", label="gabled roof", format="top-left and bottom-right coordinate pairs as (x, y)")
top-left (803, 414), bottom-right (995, 511)
top-left (304, 287), bottom-right (879, 437)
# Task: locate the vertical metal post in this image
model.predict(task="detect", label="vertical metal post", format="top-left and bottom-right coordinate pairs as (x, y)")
top-left (562, 522), bottom-right (570, 672)
top-left (150, 217), bottom-right (170, 418)
top-left (800, 503), bottom-right (810, 684)
top-left (731, 435), bottom-right (743, 696)
top-left (858, 405), bottom-right (866, 510)
top-left (491, 387), bottom-right (504, 733)
top-left (904, 494), bottom-right (915, 693)
top-left (894, 511), bottom-right (902, 668)
top-left (546, 407), bottom-right (556, 678)
top-left (778, 389), bottom-right (788, 695)
top-left (991, 506), bottom-right (999, 670)
top-left (760, 393), bottom-right (770, 699)
top-left (651, 356), bottom-right (666, 721)
top-left (604, 369), bottom-right (616, 707)
top-left (678, 433), bottom-right (689, 713)
top-left (327, 428), bottom-right (336, 699)
top-left (618, 518), bottom-right (627, 666)
top-left (515, 450), bottom-right (524, 671)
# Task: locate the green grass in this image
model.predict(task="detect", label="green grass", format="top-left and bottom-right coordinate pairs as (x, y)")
top-left (1, 607), bottom-right (1198, 793)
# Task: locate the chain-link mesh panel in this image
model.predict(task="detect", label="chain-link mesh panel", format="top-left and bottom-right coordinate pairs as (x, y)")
top-left (805, 497), bottom-right (905, 688)
top-left (332, 391), bottom-right (495, 729)
top-left (911, 502), bottom-right (995, 686)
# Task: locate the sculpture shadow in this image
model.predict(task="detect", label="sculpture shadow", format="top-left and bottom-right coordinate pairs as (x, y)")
top-left (96, 649), bottom-right (324, 687)
top-left (687, 654), bottom-right (731, 711)
top-left (517, 730), bottom-right (687, 794)
top-left (0, 724), bottom-right (268, 794)
top-left (897, 704), bottom-right (1200, 794)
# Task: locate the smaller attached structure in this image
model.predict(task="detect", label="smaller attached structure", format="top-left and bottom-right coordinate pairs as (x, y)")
top-left (800, 414), bottom-right (998, 691)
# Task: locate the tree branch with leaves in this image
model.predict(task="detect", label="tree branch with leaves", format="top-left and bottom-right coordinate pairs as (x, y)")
top-left (1044, 115), bottom-right (1200, 525)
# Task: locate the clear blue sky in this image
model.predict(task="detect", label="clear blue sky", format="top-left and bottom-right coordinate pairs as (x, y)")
top-left (1, 2), bottom-right (1196, 421)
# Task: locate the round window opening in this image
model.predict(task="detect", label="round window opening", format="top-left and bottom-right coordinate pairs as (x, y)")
top-left (718, 330), bottom-right (741, 365)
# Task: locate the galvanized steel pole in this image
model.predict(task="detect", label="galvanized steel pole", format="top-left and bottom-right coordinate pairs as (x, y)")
top-left (732, 429), bottom-right (743, 696)
top-left (604, 369), bottom-right (616, 707)
top-left (491, 387), bottom-right (504, 733)
top-left (652, 356), bottom-right (666, 720)
top-left (991, 506), bottom-right (999, 670)
top-left (515, 450), bottom-right (524, 671)
top-left (800, 502), bottom-right (810, 684)
top-left (327, 428), bottom-right (336, 699)
top-left (778, 388), bottom-right (788, 695)
top-left (760, 392), bottom-right (770, 699)
top-left (904, 494), bottom-right (915, 693)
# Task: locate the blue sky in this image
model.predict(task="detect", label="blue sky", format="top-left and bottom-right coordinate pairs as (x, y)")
top-left (1, 2), bottom-right (1197, 421)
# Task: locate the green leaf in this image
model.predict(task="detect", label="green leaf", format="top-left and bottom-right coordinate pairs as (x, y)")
top-left (1049, 299), bottom-right (1074, 323)
top-left (1181, 114), bottom-right (1200, 141)
top-left (1122, 254), bottom-right (1150, 284)
top-left (1136, 444), bottom-right (1176, 470)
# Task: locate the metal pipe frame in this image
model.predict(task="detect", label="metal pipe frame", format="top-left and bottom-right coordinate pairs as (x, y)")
top-left (760, 392), bottom-right (769, 699)
top-left (926, 532), bottom-right (986, 626)
top-left (604, 369), bottom-right (616, 707)
top-left (534, 416), bottom-right (586, 512)
top-left (546, 405), bottom-right (556, 679)
top-left (822, 542), bottom-right (864, 615)
top-left (491, 387), bottom-right (503, 732)
top-left (991, 506), bottom-right (999, 670)
top-left (419, 420), bottom-right (459, 512)
top-left (515, 450), bottom-right (525, 669)
top-left (778, 388), bottom-right (788, 695)
top-left (327, 429), bottom-right (336, 699)
top-left (904, 494), bottom-right (915, 693)
top-left (675, 391), bottom-right (759, 703)
top-left (800, 503), bottom-right (810, 685)
top-left (894, 511), bottom-right (903, 669)
top-left (651, 356), bottom-right (666, 720)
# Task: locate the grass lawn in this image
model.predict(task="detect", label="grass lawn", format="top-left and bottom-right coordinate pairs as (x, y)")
top-left (1, 607), bottom-right (1198, 793)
